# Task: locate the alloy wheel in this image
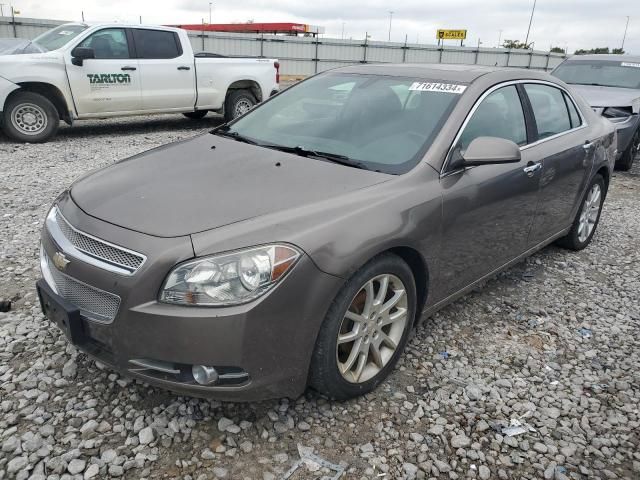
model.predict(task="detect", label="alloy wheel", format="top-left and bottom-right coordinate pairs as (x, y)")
top-left (336, 274), bottom-right (408, 383)
top-left (577, 183), bottom-right (602, 243)
top-left (11, 103), bottom-right (48, 135)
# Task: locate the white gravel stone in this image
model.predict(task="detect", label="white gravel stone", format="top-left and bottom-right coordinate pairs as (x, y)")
top-left (0, 116), bottom-right (638, 480)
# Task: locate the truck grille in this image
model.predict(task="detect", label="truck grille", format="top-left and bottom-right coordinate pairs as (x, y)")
top-left (42, 250), bottom-right (121, 323)
top-left (53, 208), bottom-right (145, 275)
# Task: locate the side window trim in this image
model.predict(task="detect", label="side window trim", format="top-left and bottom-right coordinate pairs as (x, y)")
top-left (125, 29), bottom-right (137, 59)
top-left (515, 83), bottom-right (538, 144)
top-left (442, 79), bottom-right (589, 175)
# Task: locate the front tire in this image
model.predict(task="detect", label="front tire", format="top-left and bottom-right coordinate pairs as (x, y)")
top-left (2, 91), bottom-right (59, 143)
top-left (615, 129), bottom-right (639, 171)
top-left (555, 174), bottom-right (606, 251)
top-left (183, 110), bottom-right (208, 120)
top-left (224, 89), bottom-right (257, 122)
top-left (309, 254), bottom-right (417, 400)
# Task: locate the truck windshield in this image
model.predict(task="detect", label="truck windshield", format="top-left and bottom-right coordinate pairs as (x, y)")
top-left (553, 60), bottom-right (640, 89)
top-left (31, 24), bottom-right (89, 52)
top-left (219, 73), bottom-right (463, 174)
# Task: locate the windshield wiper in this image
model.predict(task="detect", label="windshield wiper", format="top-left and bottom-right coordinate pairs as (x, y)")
top-left (211, 126), bottom-right (261, 145)
top-left (264, 145), bottom-right (369, 170)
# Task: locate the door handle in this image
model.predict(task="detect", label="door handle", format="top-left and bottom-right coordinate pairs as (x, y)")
top-left (583, 141), bottom-right (595, 151)
top-left (177, 66), bottom-right (191, 71)
top-left (523, 161), bottom-right (542, 177)
top-left (121, 66), bottom-right (137, 71)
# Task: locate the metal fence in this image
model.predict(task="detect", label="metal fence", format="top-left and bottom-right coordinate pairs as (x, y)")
top-left (1, 16), bottom-right (567, 76)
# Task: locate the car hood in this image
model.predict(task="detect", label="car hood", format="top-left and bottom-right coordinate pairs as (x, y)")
top-left (569, 84), bottom-right (640, 111)
top-left (70, 133), bottom-right (392, 237)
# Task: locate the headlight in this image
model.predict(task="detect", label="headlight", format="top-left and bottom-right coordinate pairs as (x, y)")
top-left (160, 244), bottom-right (301, 306)
top-left (602, 107), bottom-right (633, 123)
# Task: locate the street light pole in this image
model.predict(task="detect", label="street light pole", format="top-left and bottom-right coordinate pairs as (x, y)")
top-left (209, 2), bottom-right (212, 24)
top-left (524, 0), bottom-right (537, 48)
top-left (497, 29), bottom-right (503, 48)
top-left (388, 11), bottom-right (394, 42)
top-left (341, 22), bottom-right (345, 40)
top-left (0, 4), bottom-right (6, 17)
top-left (621, 16), bottom-right (630, 51)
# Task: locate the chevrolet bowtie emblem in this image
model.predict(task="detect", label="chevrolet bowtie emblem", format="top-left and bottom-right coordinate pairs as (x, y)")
top-left (52, 252), bottom-right (70, 271)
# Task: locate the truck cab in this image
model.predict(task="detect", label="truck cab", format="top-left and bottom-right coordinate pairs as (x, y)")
top-left (0, 23), bottom-right (280, 142)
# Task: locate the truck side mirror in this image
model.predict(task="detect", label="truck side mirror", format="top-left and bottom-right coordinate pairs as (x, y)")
top-left (71, 47), bottom-right (95, 66)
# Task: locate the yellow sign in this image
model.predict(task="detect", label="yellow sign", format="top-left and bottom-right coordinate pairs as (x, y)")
top-left (437, 29), bottom-right (467, 40)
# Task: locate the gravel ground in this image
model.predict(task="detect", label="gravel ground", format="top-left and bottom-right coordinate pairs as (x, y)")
top-left (1, 115), bottom-right (639, 480)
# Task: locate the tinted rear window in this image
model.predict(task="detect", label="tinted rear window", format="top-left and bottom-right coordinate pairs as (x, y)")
top-left (133, 29), bottom-right (181, 59)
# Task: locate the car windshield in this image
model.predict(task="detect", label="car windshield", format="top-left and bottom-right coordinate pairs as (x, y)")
top-left (31, 24), bottom-right (89, 52)
top-left (553, 60), bottom-right (640, 89)
top-left (218, 73), bottom-right (463, 174)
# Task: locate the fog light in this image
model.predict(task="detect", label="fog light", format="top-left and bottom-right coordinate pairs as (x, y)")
top-left (192, 365), bottom-right (219, 385)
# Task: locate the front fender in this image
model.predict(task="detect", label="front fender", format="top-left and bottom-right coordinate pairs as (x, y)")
top-left (0, 76), bottom-right (20, 112)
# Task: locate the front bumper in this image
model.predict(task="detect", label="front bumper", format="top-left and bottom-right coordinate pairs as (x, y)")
top-left (38, 195), bottom-right (342, 401)
top-left (611, 114), bottom-right (640, 159)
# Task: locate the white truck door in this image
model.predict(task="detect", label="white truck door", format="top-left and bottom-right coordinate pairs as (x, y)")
top-left (131, 29), bottom-right (196, 111)
top-left (66, 28), bottom-right (142, 115)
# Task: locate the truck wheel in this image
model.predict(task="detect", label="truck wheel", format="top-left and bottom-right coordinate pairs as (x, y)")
top-left (224, 90), bottom-right (257, 122)
top-left (2, 91), bottom-right (59, 143)
top-left (183, 110), bottom-right (208, 120)
top-left (615, 129), bottom-right (639, 171)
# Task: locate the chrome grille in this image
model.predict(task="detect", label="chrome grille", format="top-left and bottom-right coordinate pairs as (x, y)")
top-left (54, 208), bottom-right (145, 274)
top-left (43, 251), bottom-right (121, 323)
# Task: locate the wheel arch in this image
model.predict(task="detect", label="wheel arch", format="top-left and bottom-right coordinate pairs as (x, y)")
top-left (595, 165), bottom-right (610, 198)
top-left (386, 246), bottom-right (429, 322)
top-left (226, 79), bottom-right (263, 103)
top-left (11, 82), bottom-right (72, 124)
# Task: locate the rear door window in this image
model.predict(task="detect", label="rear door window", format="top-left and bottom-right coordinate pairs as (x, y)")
top-left (563, 92), bottom-right (582, 129)
top-left (524, 84), bottom-right (572, 139)
top-left (132, 29), bottom-right (182, 59)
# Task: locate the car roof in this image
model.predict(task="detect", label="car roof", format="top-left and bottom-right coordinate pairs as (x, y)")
top-left (565, 54), bottom-right (640, 63)
top-left (332, 63), bottom-right (553, 84)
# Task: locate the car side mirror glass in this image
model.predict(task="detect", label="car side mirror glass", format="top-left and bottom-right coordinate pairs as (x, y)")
top-left (461, 136), bottom-right (521, 167)
top-left (71, 46), bottom-right (95, 66)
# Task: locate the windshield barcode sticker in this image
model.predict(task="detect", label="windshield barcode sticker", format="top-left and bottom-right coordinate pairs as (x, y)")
top-left (409, 82), bottom-right (467, 94)
top-left (621, 62), bottom-right (640, 68)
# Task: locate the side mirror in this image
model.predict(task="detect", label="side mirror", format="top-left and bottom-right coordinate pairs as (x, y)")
top-left (71, 46), bottom-right (95, 66)
top-left (461, 136), bottom-right (521, 166)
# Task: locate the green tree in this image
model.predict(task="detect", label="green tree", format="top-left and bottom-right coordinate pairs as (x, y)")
top-left (550, 46), bottom-right (565, 54)
top-left (612, 48), bottom-right (625, 54)
top-left (574, 47), bottom-right (611, 55)
top-left (502, 39), bottom-right (530, 49)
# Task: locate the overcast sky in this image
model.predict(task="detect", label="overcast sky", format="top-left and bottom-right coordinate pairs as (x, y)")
top-left (7, 0), bottom-right (639, 54)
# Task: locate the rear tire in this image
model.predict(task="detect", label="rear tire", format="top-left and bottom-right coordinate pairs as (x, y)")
top-left (224, 89), bottom-right (257, 122)
top-left (183, 110), bottom-right (208, 120)
top-left (555, 174), bottom-right (605, 251)
top-left (309, 254), bottom-right (417, 401)
top-left (2, 91), bottom-right (58, 143)
top-left (615, 129), bottom-right (639, 171)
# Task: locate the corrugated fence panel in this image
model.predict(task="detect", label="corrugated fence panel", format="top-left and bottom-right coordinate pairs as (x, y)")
top-left (0, 17), bottom-right (568, 75)
top-left (319, 39), bottom-right (364, 62)
top-left (405, 48), bottom-right (443, 64)
top-left (441, 49), bottom-right (477, 64)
